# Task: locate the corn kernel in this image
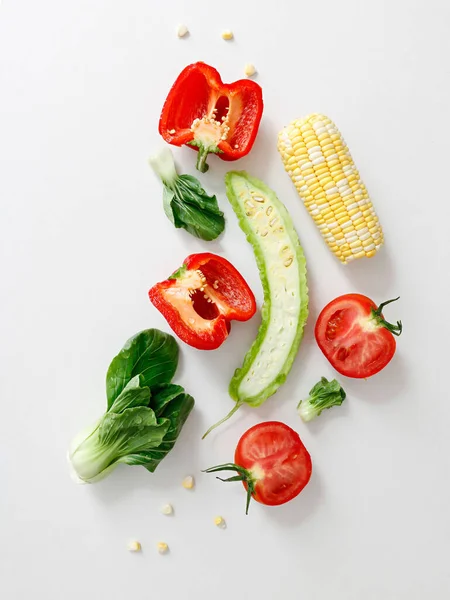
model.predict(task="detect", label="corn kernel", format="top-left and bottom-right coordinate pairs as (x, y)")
top-left (303, 134), bottom-right (316, 144)
top-left (182, 475), bottom-right (195, 490)
top-left (221, 30), bottom-right (234, 40)
top-left (176, 24), bottom-right (189, 38)
top-left (128, 541), bottom-right (141, 552)
top-left (214, 516), bottom-right (227, 528)
top-left (161, 503), bottom-right (173, 515)
top-left (244, 63), bottom-right (256, 77)
top-left (157, 542), bottom-right (169, 555)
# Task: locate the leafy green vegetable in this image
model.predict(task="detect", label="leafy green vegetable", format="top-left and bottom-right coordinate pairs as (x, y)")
top-left (150, 146), bottom-right (225, 241)
top-left (69, 330), bottom-right (194, 483)
top-left (108, 375), bottom-right (151, 414)
top-left (297, 377), bottom-right (346, 422)
top-left (121, 384), bottom-right (195, 473)
top-left (106, 329), bottom-right (178, 410)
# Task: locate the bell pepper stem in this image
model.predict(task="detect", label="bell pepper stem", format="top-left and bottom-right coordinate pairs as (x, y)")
top-left (195, 145), bottom-right (210, 173)
top-left (202, 402), bottom-right (243, 439)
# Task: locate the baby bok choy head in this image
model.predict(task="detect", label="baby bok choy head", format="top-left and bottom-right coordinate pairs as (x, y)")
top-left (68, 329), bottom-right (194, 483)
top-left (297, 377), bottom-right (346, 422)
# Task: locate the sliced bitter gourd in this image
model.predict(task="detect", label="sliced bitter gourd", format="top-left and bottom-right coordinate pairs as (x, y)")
top-left (203, 171), bottom-right (308, 437)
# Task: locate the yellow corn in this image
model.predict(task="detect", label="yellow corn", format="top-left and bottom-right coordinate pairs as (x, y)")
top-left (277, 114), bottom-right (384, 263)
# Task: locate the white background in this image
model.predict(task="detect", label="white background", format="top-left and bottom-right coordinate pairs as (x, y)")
top-left (1, 1), bottom-right (449, 598)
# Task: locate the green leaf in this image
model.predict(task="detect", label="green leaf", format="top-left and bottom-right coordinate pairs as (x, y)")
top-left (69, 407), bottom-right (170, 483)
top-left (99, 407), bottom-right (169, 453)
top-left (108, 375), bottom-right (151, 414)
top-left (170, 200), bottom-right (224, 241)
top-left (169, 175), bottom-right (225, 241)
top-left (162, 187), bottom-right (176, 224)
top-left (176, 175), bottom-right (223, 212)
top-left (176, 175), bottom-right (223, 210)
top-left (298, 377), bottom-right (346, 422)
top-left (106, 329), bottom-right (179, 410)
top-left (120, 386), bottom-right (194, 472)
top-left (150, 147), bottom-right (225, 239)
top-left (150, 383), bottom-right (186, 416)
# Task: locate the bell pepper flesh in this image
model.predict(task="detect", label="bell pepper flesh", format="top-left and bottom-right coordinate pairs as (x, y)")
top-left (149, 253), bottom-right (256, 350)
top-left (159, 62), bottom-right (264, 173)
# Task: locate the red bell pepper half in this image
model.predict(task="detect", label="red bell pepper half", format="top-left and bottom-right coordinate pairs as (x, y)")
top-left (149, 253), bottom-right (256, 350)
top-left (159, 62), bottom-right (264, 173)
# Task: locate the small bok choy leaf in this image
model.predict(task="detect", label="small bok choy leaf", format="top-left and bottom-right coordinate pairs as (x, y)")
top-left (149, 147), bottom-right (225, 241)
top-left (297, 377), bottom-right (346, 422)
top-left (68, 329), bottom-right (194, 483)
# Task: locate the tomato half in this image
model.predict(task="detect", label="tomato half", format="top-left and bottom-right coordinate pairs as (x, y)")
top-left (315, 294), bottom-right (402, 378)
top-left (204, 421), bottom-right (312, 513)
top-left (235, 421), bottom-right (312, 507)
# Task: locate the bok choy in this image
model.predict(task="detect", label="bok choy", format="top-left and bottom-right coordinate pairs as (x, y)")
top-left (69, 329), bottom-right (194, 483)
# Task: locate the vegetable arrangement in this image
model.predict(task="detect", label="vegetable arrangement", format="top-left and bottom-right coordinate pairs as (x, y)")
top-left (70, 59), bottom-right (403, 518)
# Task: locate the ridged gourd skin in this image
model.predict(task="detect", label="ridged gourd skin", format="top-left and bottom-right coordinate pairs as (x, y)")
top-left (278, 113), bottom-right (384, 264)
top-left (225, 171), bottom-right (308, 407)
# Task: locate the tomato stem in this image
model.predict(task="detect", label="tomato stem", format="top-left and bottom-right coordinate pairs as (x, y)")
top-left (202, 402), bottom-right (243, 439)
top-left (203, 462), bottom-right (256, 514)
top-left (371, 296), bottom-right (403, 336)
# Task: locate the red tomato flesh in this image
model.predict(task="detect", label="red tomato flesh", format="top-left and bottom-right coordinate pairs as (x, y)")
top-left (315, 293), bottom-right (397, 378)
top-left (235, 422), bottom-right (312, 507)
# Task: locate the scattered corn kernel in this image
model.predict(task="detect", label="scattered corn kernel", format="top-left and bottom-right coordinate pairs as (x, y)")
top-left (182, 475), bottom-right (195, 489)
top-left (168, 129), bottom-right (176, 134)
top-left (214, 516), bottom-right (226, 528)
top-left (161, 503), bottom-right (173, 515)
top-left (277, 113), bottom-right (384, 263)
top-left (244, 63), bottom-right (256, 77)
top-left (221, 30), bottom-right (234, 40)
top-left (176, 24), bottom-right (189, 38)
top-left (157, 542), bottom-right (169, 554)
top-left (128, 541), bottom-right (141, 552)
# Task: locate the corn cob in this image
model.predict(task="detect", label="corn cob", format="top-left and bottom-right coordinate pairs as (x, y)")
top-left (278, 114), bottom-right (384, 263)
